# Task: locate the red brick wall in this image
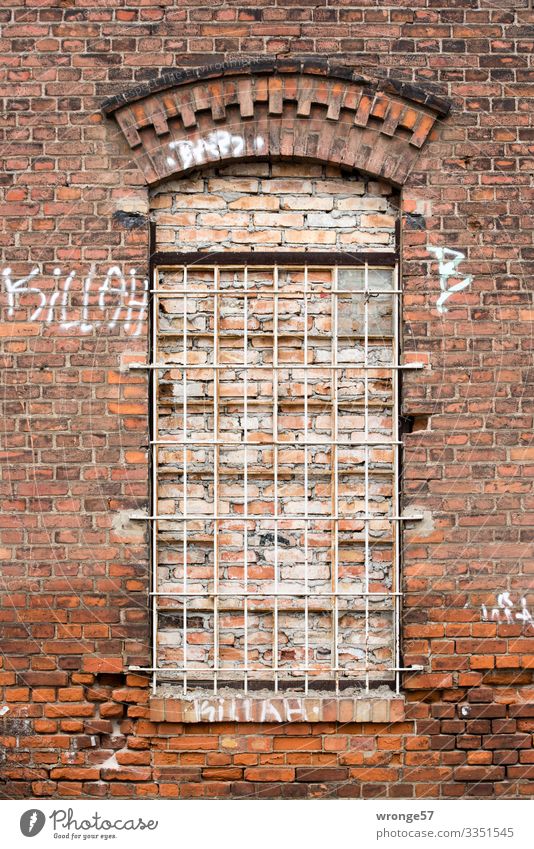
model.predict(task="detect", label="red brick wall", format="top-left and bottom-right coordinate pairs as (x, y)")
top-left (1, 1), bottom-right (533, 799)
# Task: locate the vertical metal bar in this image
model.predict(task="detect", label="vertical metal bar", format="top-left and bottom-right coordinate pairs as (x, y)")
top-left (213, 266), bottom-right (219, 695)
top-left (243, 265), bottom-right (249, 695)
top-left (273, 265), bottom-right (279, 693)
top-left (392, 262), bottom-right (401, 693)
top-left (364, 263), bottom-right (370, 693)
top-left (182, 266), bottom-right (188, 695)
top-left (151, 266), bottom-right (159, 696)
top-left (332, 266), bottom-right (339, 695)
top-left (303, 265), bottom-right (309, 696)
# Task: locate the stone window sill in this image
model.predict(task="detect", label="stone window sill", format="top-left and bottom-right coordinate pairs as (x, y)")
top-left (150, 695), bottom-right (405, 724)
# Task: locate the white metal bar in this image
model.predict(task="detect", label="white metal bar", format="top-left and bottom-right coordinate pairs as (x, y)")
top-left (392, 261), bottom-right (401, 694)
top-left (332, 266), bottom-right (339, 695)
top-left (152, 288), bottom-right (403, 297)
top-left (157, 399), bottom-right (395, 409)
top-left (131, 665), bottom-right (420, 674)
top-left (182, 266), bottom-right (188, 695)
top-left (304, 265), bottom-right (309, 695)
top-left (243, 266), bottom-right (249, 695)
top-left (159, 330), bottom-right (396, 336)
top-left (364, 262), bottom-right (370, 694)
top-left (273, 264), bottom-right (279, 693)
top-left (151, 439), bottom-right (403, 446)
top-left (151, 266), bottom-right (159, 696)
top-left (158, 331), bottom-right (395, 340)
top-left (150, 590), bottom-right (402, 609)
top-left (132, 363), bottom-right (422, 371)
top-left (213, 266), bottom-right (219, 695)
top-left (134, 514), bottom-right (421, 521)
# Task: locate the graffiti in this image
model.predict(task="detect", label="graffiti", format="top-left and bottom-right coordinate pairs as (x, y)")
top-left (166, 129), bottom-right (265, 170)
top-left (192, 696), bottom-right (314, 723)
top-left (427, 246), bottom-right (473, 313)
top-left (481, 592), bottom-right (533, 628)
top-left (2, 264), bottom-right (148, 336)
top-left (4, 266), bottom-right (44, 320)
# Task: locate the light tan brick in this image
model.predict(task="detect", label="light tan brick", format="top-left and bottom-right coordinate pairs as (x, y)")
top-left (262, 179), bottom-right (313, 194)
top-left (281, 196), bottom-right (334, 211)
top-left (284, 229), bottom-right (336, 244)
top-left (228, 196), bottom-right (280, 210)
top-left (253, 212), bottom-right (304, 227)
top-left (337, 197), bottom-right (388, 211)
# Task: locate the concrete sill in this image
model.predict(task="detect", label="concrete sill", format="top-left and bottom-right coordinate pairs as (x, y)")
top-left (150, 695), bottom-right (405, 724)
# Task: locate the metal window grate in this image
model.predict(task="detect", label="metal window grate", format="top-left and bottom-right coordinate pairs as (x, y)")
top-left (135, 258), bottom-right (418, 696)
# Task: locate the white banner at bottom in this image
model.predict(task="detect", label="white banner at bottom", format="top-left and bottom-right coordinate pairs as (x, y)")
top-left (2, 799), bottom-right (532, 849)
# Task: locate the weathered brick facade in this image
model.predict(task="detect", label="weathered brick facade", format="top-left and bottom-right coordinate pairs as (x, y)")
top-left (1, 1), bottom-right (533, 800)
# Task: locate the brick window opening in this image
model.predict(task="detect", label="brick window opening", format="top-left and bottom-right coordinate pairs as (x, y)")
top-left (139, 253), bottom-right (404, 699)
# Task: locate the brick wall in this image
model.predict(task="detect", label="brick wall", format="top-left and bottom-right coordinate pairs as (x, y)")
top-left (1, 0), bottom-right (533, 799)
top-left (152, 162), bottom-right (397, 252)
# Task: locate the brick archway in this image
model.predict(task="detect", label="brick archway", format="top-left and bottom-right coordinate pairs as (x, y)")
top-left (103, 59), bottom-right (451, 187)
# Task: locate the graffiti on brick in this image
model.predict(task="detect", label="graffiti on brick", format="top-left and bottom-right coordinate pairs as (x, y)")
top-left (166, 130), bottom-right (265, 170)
top-left (427, 246), bottom-right (473, 313)
top-left (2, 265), bottom-right (148, 335)
top-left (193, 697), bottom-right (313, 723)
top-left (481, 592), bottom-right (533, 627)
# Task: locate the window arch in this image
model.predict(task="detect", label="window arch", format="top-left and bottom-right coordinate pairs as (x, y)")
top-left (103, 58), bottom-right (450, 188)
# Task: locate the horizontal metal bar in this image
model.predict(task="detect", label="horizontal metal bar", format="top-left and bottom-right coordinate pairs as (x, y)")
top-left (158, 403), bottom-right (395, 412)
top-left (129, 666), bottom-right (398, 674)
top-left (395, 666), bottom-right (425, 671)
top-left (131, 514), bottom-right (423, 522)
top-left (158, 331), bottom-right (394, 340)
top-left (152, 288), bottom-right (401, 297)
top-left (157, 469), bottom-right (394, 480)
top-left (132, 363), bottom-right (422, 371)
top-left (152, 439), bottom-right (400, 447)
top-left (152, 591), bottom-right (402, 597)
top-left (152, 251), bottom-right (397, 268)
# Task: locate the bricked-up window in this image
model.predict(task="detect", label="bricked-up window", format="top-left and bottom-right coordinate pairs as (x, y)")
top-left (145, 256), bottom-right (402, 697)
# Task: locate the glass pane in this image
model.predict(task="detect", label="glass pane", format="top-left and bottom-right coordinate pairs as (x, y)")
top-left (338, 268), bottom-right (394, 336)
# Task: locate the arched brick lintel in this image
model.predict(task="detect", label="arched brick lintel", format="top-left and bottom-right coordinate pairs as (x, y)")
top-left (103, 60), bottom-right (452, 188)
